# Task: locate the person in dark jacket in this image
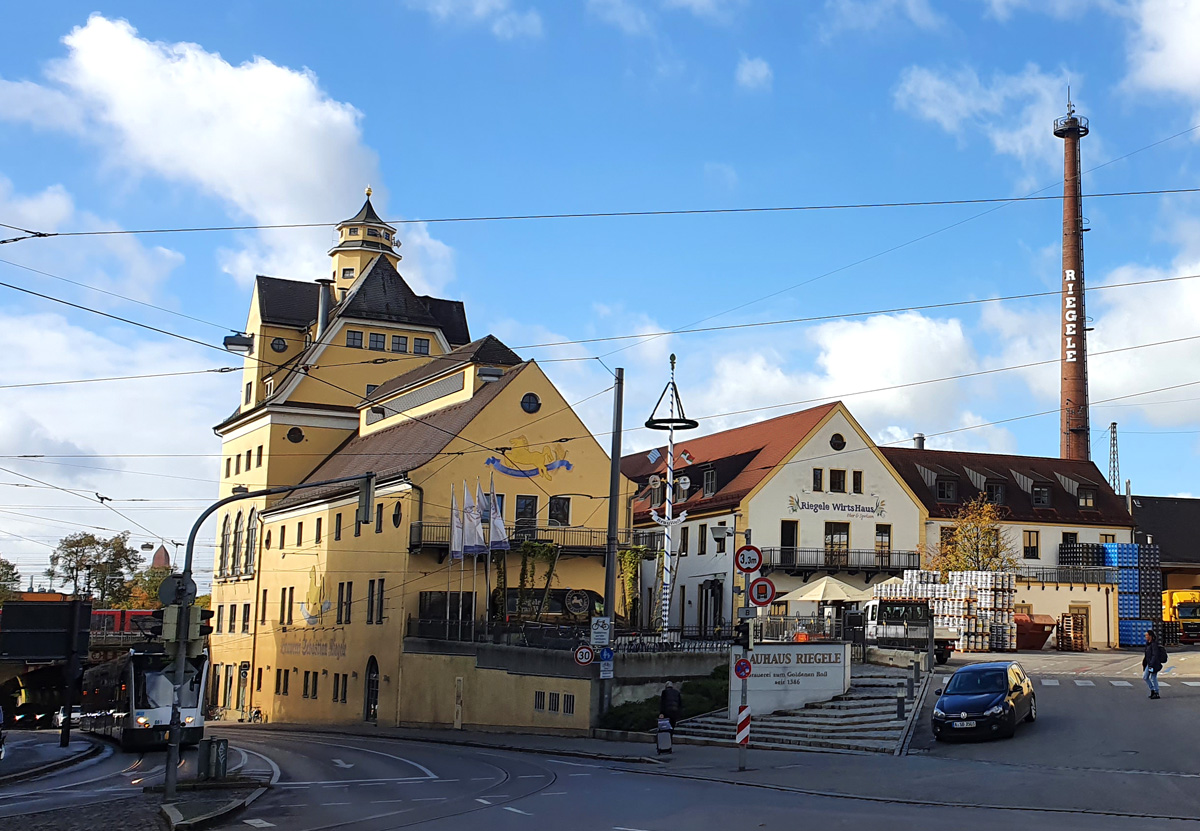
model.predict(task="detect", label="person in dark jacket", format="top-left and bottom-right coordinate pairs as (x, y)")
top-left (660, 681), bottom-right (683, 727)
top-left (1143, 630), bottom-right (1166, 699)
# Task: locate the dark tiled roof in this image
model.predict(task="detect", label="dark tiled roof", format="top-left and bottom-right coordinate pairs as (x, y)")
top-left (880, 447), bottom-right (1133, 527)
top-left (622, 403), bottom-right (838, 521)
top-left (268, 364), bottom-right (526, 512)
top-left (342, 196), bottom-right (388, 226)
top-left (367, 336), bottom-right (523, 403)
top-left (1132, 495), bottom-right (1200, 565)
top-left (256, 275), bottom-right (320, 328)
top-left (421, 296), bottom-right (471, 346)
top-left (339, 256), bottom-right (443, 328)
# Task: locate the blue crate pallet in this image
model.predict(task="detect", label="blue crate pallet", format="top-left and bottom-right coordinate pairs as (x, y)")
top-left (1119, 619), bottom-right (1155, 646)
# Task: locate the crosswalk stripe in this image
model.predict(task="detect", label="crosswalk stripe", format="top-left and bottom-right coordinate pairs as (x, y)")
top-left (1074, 680), bottom-right (1095, 687)
top-left (1158, 682), bottom-right (1171, 687)
top-left (1110, 681), bottom-right (1133, 687)
top-left (1041, 679), bottom-right (1060, 686)
top-left (1182, 682), bottom-right (1200, 687)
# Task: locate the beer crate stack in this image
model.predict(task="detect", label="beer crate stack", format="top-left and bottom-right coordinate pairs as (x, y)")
top-left (1057, 542), bottom-right (1106, 568)
top-left (1057, 613), bottom-right (1090, 652)
top-left (950, 571), bottom-right (1016, 652)
top-left (1108, 543), bottom-right (1165, 646)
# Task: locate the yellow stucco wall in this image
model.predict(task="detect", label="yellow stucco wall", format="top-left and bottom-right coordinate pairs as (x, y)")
top-left (1015, 581), bottom-right (1119, 649)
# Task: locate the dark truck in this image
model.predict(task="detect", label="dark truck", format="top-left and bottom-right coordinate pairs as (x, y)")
top-left (862, 599), bottom-right (956, 665)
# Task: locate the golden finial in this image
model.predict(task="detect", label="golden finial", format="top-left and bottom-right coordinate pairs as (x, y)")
top-left (365, 185), bottom-right (372, 197)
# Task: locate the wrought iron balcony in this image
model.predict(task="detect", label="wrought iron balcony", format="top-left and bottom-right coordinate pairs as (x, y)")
top-left (1017, 566), bottom-right (1116, 585)
top-left (409, 522), bottom-right (664, 556)
top-left (760, 547), bottom-right (920, 574)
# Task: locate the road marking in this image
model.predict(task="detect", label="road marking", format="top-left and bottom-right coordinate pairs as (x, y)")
top-left (1182, 682), bottom-right (1200, 687)
top-left (568, 773), bottom-right (592, 776)
top-left (243, 821), bottom-right (275, 828)
top-left (238, 747), bottom-right (283, 785)
top-left (518, 774), bottom-right (547, 778)
top-left (413, 797), bottom-right (447, 802)
top-left (1159, 682), bottom-right (1172, 687)
top-left (546, 759), bottom-right (601, 768)
top-left (541, 792), bottom-right (568, 796)
top-left (293, 739), bottom-right (437, 779)
top-left (614, 827), bottom-right (653, 831)
top-left (503, 807), bottom-right (532, 815)
top-left (475, 798), bottom-right (492, 805)
top-left (331, 759), bottom-right (354, 769)
top-left (323, 784), bottom-right (350, 789)
top-left (1041, 679), bottom-right (1059, 686)
top-left (431, 779), bottom-right (459, 783)
top-left (1074, 680), bottom-right (1095, 687)
top-left (370, 799), bottom-right (406, 804)
top-left (471, 777), bottom-right (497, 781)
top-left (280, 777), bottom-right (433, 786)
top-left (320, 802), bottom-right (351, 807)
top-left (1111, 681), bottom-right (1134, 687)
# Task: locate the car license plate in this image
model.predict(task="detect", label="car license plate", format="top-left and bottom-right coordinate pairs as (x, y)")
top-left (951, 720), bottom-right (976, 728)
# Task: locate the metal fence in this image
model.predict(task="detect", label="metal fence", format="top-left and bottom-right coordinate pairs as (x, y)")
top-left (1017, 566), bottom-right (1117, 585)
top-left (405, 617), bottom-right (732, 653)
top-left (409, 522), bottom-right (664, 553)
top-left (760, 547), bottom-right (920, 572)
top-left (754, 615), bottom-right (844, 643)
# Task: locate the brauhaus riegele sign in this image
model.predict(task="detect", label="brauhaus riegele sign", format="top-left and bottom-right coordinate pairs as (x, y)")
top-left (728, 641), bottom-right (851, 719)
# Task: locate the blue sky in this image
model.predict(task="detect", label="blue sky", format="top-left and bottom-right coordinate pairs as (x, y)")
top-left (2, 1), bottom-right (1199, 584)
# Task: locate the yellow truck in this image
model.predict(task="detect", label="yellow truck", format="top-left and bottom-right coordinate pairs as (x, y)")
top-left (1162, 590), bottom-right (1200, 644)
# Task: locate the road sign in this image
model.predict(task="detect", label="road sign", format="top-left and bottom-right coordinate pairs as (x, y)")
top-left (748, 577), bottom-right (776, 607)
top-left (599, 647), bottom-right (614, 662)
top-left (734, 658), bottom-right (752, 679)
top-left (736, 705), bottom-right (751, 745)
top-left (734, 545), bottom-right (762, 574)
top-left (573, 644), bottom-right (595, 666)
top-left (158, 573), bottom-right (197, 607)
top-left (599, 660), bottom-right (614, 680)
top-left (590, 616), bottom-right (612, 646)
top-left (737, 607), bottom-right (757, 620)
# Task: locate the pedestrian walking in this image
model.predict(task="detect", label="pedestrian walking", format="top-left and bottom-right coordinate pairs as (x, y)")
top-left (1143, 629), bottom-right (1167, 699)
top-left (660, 681), bottom-right (683, 728)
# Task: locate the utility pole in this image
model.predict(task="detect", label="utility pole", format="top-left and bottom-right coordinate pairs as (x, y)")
top-left (59, 597), bottom-right (85, 748)
top-left (737, 525), bottom-right (752, 773)
top-left (163, 472), bottom-right (375, 801)
top-left (601, 368), bottom-right (624, 715)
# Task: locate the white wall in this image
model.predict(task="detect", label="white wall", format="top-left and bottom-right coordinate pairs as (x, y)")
top-left (925, 520), bottom-right (1132, 567)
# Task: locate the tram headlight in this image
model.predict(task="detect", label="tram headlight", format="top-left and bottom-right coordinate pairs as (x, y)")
top-left (136, 716), bottom-right (149, 726)
top-left (184, 716), bottom-right (195, 724)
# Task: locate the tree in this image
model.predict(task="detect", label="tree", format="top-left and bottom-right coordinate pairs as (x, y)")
top-left (0, 554), bottom-right (20, 605)
top-left (116, 567), bottom-right (172, 610)
top-left (49, 532), bottom-right (143, 604)
top-left (925, 495), bottom-right (1020, 574)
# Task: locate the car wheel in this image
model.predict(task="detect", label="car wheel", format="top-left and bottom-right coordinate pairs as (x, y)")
top-left (1024, 695), bottom-right (1037, 723)
top-left (935, 652), bottom-right (949, 665)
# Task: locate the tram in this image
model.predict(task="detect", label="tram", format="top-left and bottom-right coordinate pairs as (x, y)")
top-left (80, 648), bottom-right (208, 750)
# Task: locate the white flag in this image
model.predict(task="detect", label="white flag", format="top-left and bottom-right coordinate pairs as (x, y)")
top-left (489, 473), bottom-right (509, 551)
top-left (464, 479), bottom-right (485, 556)
top-left (450, 484), bottom-right (464, 561)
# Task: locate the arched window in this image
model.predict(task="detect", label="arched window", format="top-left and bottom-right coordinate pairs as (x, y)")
top-left (245, 508), bottom-right (258, 573)
top-left (218, 514), bottom-right (231, 577)
top-left (231, 512), bottom-right (244, 576)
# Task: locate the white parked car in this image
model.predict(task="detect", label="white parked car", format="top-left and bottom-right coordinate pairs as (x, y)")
top-left (52, 706), bottom-right (81, 728)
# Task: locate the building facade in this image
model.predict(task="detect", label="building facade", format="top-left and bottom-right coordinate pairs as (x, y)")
top-left (207, 195), bottom-right (635, 725)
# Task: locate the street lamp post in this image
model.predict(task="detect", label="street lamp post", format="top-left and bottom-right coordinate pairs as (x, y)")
top-left (162, 472), bottom-right (375, 801)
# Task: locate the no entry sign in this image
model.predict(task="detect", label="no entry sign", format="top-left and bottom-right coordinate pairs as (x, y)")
top-left (748, 577), bottom-right (776, 607)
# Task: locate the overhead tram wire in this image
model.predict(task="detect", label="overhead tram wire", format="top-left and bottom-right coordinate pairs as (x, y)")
top-left (7, 186), bottom-right (1200, 246)
top-left (0, 367), bottom-right (239, 390)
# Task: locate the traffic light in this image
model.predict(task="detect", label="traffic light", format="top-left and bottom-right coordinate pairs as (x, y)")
top-left (186, 608), bottom-right (215, 658)
top-left (148, 605), bottom-right (181, 643)
top-left (733, 621), bottom-right (750, 650)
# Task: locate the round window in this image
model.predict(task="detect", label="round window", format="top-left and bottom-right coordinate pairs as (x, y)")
top-left (392, 502), bottom-right (402, 528)
top-left (271, 337), bottom-right (288, 353)
top-left (521, 393), bottom-right (541, 414)
top-left (829, 433), bottom-right (846, 451)
top-left (286, 427), bottom-right (305, 443)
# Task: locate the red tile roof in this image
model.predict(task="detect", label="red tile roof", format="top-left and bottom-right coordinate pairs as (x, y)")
top-left (621, 402), bottom-right (839, 521)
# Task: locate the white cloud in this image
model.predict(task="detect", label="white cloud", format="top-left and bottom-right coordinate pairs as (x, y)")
top-left (588, 0), bottom-right (655, 36)
top-left (0, 16), bottom-right (455, 294)
top-left (663, 0), bottom-right (747, 21)
top-left (823, 0), bottom-right (944, 35)
top-left (703, 161), bottom-right (738, 189)
top-left (735, 55), bottom-right (773, 91)
top-left (1124, 0), bottom-right (1200, 114)
top-left (894, 63), bottom-right (1073, 182)
top-left (980, 0), bottom-right (1121, 22)
top-left (406, 0), bottom-right (543, 39)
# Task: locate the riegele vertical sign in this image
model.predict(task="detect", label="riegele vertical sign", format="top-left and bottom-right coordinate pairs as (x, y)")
top-left (1064, 268), bottom-right (1079, 363)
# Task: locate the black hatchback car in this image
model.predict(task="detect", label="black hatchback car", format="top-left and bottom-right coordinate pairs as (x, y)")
top-left (932, 661), bottom-right (1036, 740)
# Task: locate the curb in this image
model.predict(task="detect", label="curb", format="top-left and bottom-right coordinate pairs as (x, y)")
top-left (215, 723), bottom-right (665, 765)
top-left (896, 674), bottom-right (931, 756)
top-left (0, 738), bottom-right (103, 786)
top-left (161, 786), bottom-right (268, 830)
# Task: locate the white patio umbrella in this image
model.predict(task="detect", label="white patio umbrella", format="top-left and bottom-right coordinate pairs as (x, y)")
top-left (778, 575), bottom-right (866, 604)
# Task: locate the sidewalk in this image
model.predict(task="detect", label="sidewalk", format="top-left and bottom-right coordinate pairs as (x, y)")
top-left (0, 733), bottom-right (100, 784)
top-left (218, 721), bottom-right (1200, 821)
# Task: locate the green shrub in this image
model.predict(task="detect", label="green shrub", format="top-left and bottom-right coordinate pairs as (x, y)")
top-left (598, 665), bottom-right (729, 733)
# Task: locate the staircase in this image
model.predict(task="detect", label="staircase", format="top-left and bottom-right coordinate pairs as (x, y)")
top-left (672, 666), bottom-right (913, 754)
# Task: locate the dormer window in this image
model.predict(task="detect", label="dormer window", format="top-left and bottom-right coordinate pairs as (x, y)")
top-left (391, 335), bottom-right (408, 353)
top-left (1032, 485), bottom-right (1051, 506)
top-left (651, 483), bottom-right (664, 508)
top-left (367, 228), bottom-right (380, 237)
top-left (1078, 487), bottom-right (1096, 509)
top-left (936, 479), bottom-right (957, 502)
top-left (985, 482), bottom-right (1005, 505)
top-left (703, 469), bottom-right (717, 497)
top-left (348, 227), bottom-right (359, 236)
top-left (384, 232), bottom-right (391, 240)
top-left (346, 330), bottom-right (363, 348)
top-left (414, 338), bottom-right (431, 355)
top-left (342, 267), bottom-right (354, 280)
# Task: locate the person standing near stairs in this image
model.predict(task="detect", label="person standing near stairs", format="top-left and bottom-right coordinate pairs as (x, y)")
top-left (660, 681), bottom-right (683, 727)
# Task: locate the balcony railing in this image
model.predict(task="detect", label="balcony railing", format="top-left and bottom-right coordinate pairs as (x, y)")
top-left (406, 618), bottom-right (731, 653)
top-left (409, 522), bottom-right (664, 554)
top-left (1018, 566), bottom-right (1116, 585)
top-left (760, 547), bottom-right (920, 573)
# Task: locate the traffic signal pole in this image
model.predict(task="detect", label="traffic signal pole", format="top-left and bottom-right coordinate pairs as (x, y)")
top-left (738, 525), bottom-right (751, 773)
top-left (164, 472), bottom-right (375, 801)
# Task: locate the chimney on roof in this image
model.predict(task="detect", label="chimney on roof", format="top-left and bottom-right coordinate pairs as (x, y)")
top-left (913, 433), bottom-right (925, 450)
top-left (315, 278), bottom-right (333, 342)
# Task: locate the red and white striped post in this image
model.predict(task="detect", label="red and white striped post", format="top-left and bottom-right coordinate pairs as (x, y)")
top-left (736, 705), bottom-right (751, 746)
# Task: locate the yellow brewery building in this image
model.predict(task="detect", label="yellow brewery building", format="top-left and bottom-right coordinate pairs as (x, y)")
top-left (208, 193), bottom-right (637, 728)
